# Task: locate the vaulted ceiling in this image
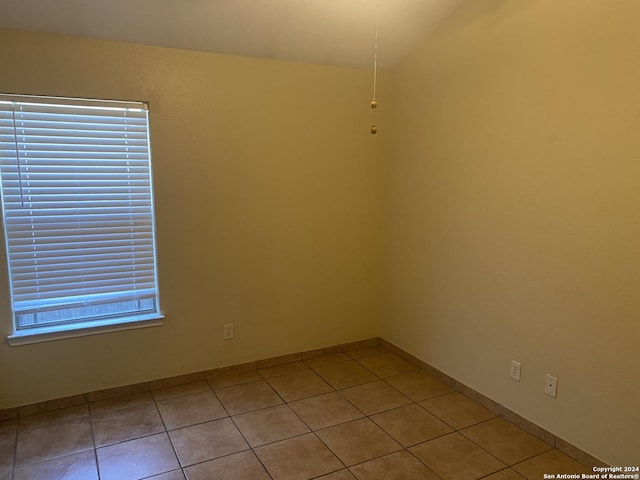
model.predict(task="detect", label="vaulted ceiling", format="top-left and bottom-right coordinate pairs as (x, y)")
top-left (0, 0), bottom-right (463, 69)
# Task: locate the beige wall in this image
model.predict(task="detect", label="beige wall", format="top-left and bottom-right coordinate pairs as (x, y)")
top-left (0, 29), bottom-right (385, 407)
top-left (385, 0), bottom-right (640, 465)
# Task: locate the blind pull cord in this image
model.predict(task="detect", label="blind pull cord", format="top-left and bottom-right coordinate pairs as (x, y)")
top-left (10, 106), bottom-right (26, 207)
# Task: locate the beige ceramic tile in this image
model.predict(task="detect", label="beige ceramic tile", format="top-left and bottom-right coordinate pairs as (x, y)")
top-left (184, 450), bottom-right (270, 480)
top-left (304, 353), bottom-right (351, 368)
top-left (92, 402), bottom-right (164, 446)
top-left (457, 387), bottom-right (502, 416)
top-left (0, 409), bottom-right (17, 423)
top-left (156, 391), bottom-right (227, 430)
top-left (316, 418), bottom-right (402, 466)
top-left (233, 404), bottom-right (309, 447)
top-left (461, 418), bottom-right (552, 465)
top-left (215, 380), bottom-right (283, 415)
top-left (148, 470), bottom-right (186, 480)
top-left (420, 392), bottom-right (497, 429)
top-left (258, 362), bottom-right (309, 378)
top-left (350, 450), bottom-right (440, 480)
top-left (255, 433), bottom-right (344, 480)
top-left (345, 345), bottom-right (389, 359)
top-left (207, 362), bottom-right (258, 379)
top-left (96, 432), bottom-right (179, 480)
top-left (502, 408), bottom-right (555, 446)
top-left (302, 345), bottom-right (344, 360)
top-left (19, 405), bottom-right (89, 431)
top-left (256, 353), bottom-right (303, 370)
top-left (555, 438), bottom-right (604, 468)
top-left (289, 392), bottom-right (364, 430)
top-left (207, 371), bottom-right (263, 389)
top-left (344, 338), bottom-right (381, 351)
top-left (89, 392), bottom-right (154, 416)
top-left (313, 361), bottom-right (379, 390)
top-left (13, 450), bottom-right (98, 480)
top-left (385, 371), bottom-right (453, 401)
top-left (340, 381), bottom-right (412, 416)
top-left (152, 381), bottom-right (211, 401)
top-left (168, 417), bottom-right (248, 467)
top-left (317, 470), bottom-right (357, 479)
top-left (0, 421), bottom-right (16, 467)
top-left (150, 372), bottom-right (205, 391)
top-left (19, 395), bottom-right (89, 418)
top-left (410, 432), bottom-right (505, 480)
top-left (371, 404), bottom-right (453, 447)
top-left (357, 353), bottom-right (418, 378)
top-left (88, 383), bottom-right (149, 403)
top-left (266, 370), bottom-right (333, 402)
top-left (483, 469), bottom-right (526, 480)
top-left (16, 417), bottom-right (93, 466)
top-left (513, 449), bottom-right (592, 479)
top-left (458, 386), bottom-right (503, 415)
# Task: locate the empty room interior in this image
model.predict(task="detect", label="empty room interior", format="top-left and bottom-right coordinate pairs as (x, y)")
top-left (0, 0), bottom-right (638, 478)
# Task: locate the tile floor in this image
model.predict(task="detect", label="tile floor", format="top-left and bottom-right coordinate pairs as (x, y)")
top-left (0, 345), bottom-right (595, 480)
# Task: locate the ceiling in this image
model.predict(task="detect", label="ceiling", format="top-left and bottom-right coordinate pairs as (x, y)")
top-left (0, 0), bottom-right (462, 69)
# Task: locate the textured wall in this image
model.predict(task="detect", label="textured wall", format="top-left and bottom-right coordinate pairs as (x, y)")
top-left (0, 28), bottom-right (385, 408)
top-left (384, 0), bottom-right (640, 465)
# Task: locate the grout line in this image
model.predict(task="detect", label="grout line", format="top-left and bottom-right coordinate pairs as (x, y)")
top-left (309, 429), bottom-right (349, 474)
top-left (10, 416), bottom-right (18, 480)
top-left (475, 466), bottom-right (525, 480)
top-left (149, 395), bottom-right (183, 476)
top-left (86, 402), bottom-right (101, 480)
top-left (455, 429), bottom-right (513, 467)
top-left (249, 447), bottom-right (275, 480)
top-left (221, 412), bottom-right (273, 480)
top-left (404, 447), bottom-right (446, 480)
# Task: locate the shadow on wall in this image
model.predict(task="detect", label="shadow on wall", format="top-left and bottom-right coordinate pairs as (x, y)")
top-left (443, 0), bottom-right (537, 34)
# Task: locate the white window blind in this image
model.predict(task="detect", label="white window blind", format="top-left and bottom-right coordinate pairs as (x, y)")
top-left (0, 94), bottom-right (160, 331)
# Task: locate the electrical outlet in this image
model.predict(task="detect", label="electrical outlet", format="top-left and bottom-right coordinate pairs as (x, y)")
top-left (509, 360), bottom-right (522, 382)
top-left (544, 374), bottom-right (558, 397)
top-left (223, 323), bottom-right (234, 340)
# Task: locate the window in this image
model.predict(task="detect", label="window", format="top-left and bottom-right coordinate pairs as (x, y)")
top-left (0, 94), bottom-right (161, 344)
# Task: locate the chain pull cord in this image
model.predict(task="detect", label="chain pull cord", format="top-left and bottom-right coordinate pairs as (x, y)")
top-left (370, 2), bottom-right (379, 134)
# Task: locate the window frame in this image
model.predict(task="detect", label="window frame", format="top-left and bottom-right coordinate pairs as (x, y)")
top-left (0, 94), bottom-right (163, 345)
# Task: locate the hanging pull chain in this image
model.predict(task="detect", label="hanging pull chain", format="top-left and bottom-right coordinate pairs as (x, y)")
top-left (371, 2), bottom-right (380, 134)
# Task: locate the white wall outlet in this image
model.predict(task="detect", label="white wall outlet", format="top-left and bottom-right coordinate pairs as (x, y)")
top-left (510, 360), bottom-right (522, 382)
top-left (544, 374), bottom-right (558, 397)
top-left (223, 323), bottom-right (234, 340)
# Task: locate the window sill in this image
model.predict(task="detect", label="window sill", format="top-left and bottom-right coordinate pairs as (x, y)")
top-left (6, 314), bottom-right (165, 346)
